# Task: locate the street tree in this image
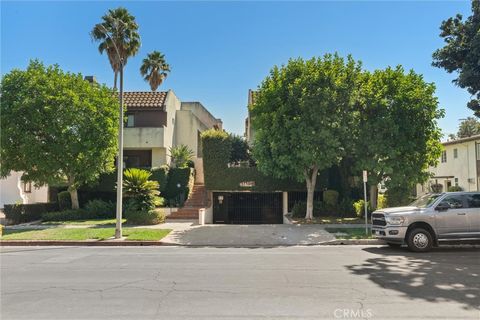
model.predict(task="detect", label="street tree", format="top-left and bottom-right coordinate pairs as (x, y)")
top-left (0, 60), bottom-right (119, 209)
top-left (91, 7), bottom-right (141, 90)
top-left (251, 54), bottom-right (362, 219)
top-left (355, 66), bottom-right (444, 208)
top-left (432, 0), bottom-right (480, 116)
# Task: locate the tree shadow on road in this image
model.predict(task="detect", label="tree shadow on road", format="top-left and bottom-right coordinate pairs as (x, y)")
top-left (346, 247), bottom-right (480, 310)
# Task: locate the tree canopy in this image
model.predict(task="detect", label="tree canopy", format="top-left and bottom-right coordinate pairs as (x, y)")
top-left (355, 67), bottom-right (444, 207)
top-left (450, 117), bottom-right (480, 139)
top-left (0, 60), bottom-right (120, 208)
top-left (432, 0), bottom-right (480, 116)
top-left (251, 54), bottom-right (362, 219)
top-left (251, 54), bottom-right (444, 217)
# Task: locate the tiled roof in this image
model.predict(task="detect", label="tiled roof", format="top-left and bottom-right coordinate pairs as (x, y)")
top-left (123, 91), bottom-right (168, 109)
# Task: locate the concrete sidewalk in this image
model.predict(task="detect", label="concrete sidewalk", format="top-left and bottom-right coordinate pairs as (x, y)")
top-left (162, 222), bottom-right (337, 246)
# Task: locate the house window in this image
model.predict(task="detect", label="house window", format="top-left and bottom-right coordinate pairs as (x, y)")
top-left (126, 114), bottom-right (135, 127)
top-left (23, 181), bottom-right (32, 193)
top-left (453, 148), bottom-right (458, 159)
top-left (455, 178), bottom-right (459, 187)
top-left (441, 150), bottom-right (447, 163)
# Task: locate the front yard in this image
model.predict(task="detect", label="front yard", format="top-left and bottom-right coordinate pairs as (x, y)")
top-left (1, 223), bottom-right (171, 241)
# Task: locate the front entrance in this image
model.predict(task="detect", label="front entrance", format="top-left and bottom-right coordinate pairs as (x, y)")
top-left (213, 192), bottom-right (283, 224)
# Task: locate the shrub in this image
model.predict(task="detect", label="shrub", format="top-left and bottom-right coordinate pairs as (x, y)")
top-left (169, 145), bottom-right (194, 168)
top-left (291, 201), bottom-right (330, 218)
top-left (58, 191), bottom-right (72, 210)
top-left (338, 198), bottom-right (356, 217)
top-left (377, 194), bottom-right (388, 209)
top-left (84, 199), bottom-right (115, 218)
top-left (150, 166), bottom-right (169, 193)
top-left (42, 209), bottom-right (88, 221)
top-left (163, 168), bottom-right (192, 206)
top-left (353, 199), bottom-right (371, 218)
top-left (323, 190), bottom-right (339, 208)
top-left (448, 185), bottom-right (463, 192)
top-left (123, 168), bottom-right (162, 212)
top-left (4, 203), bottom-right (58, 224)
top-left (124, 206), bottom-right (165, 225)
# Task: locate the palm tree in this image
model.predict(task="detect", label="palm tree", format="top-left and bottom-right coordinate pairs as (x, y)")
top-left (91, 7), bottom-right (141, 89)
top-left (140, 51), bottom-right (171, 92)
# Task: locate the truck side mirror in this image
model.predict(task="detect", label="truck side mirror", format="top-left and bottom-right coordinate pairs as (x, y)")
top-left (435, 203), bottom-right (450, 211)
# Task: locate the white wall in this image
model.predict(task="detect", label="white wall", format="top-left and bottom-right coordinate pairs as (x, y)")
top-left (417, 138), bottom-right (479, 195)
top-left (163, 90), bottom-right (182, 165)
top-left (0, 172), bottom-right (48, 208)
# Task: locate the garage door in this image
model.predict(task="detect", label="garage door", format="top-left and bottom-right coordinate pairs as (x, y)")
top-left (213, 192), bottom-right (283, 224)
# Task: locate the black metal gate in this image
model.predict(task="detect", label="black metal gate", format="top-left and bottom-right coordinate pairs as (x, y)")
top-left (213, 192), bottom-right (283, 224)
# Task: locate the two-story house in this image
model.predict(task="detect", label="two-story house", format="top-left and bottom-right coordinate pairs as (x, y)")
top-left (417, 134), bottom-right (480, 195)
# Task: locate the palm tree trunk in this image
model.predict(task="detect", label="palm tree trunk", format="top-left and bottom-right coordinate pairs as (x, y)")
top-left (113, 70), bottom-right (118, 90)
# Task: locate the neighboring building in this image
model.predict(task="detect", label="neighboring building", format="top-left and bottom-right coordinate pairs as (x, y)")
top-left (244, 89), bottom-right (256, 145)
top-left (0, 172), bottom-right (48, 208)
top-left (417, 134), bottom-right (480, 195)
top-left (123, 90), bottom-right (222, 168)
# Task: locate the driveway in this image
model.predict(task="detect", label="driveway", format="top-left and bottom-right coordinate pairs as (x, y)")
top-left (162, 222), bottom-right (336, 246)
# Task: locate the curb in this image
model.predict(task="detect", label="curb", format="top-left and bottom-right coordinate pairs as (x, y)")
top-left (0, 240), bottom-right (169, 246)
top-left (0, 239), bottom-right (383, 247)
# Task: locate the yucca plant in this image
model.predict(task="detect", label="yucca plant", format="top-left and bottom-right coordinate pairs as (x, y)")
top-left (169, 145), bottom-right (194, 168)
top-left (123, 168), bottom-right (162, 212)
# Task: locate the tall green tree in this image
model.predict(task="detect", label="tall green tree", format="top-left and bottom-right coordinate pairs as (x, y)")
top-left (0, 60), bottom-right (120, 209)
top-left (355, 66), bottom-right (444, 208)
top-left (251, 54), bottom-right (362, 219)
top-left (432, 0), bottom-right (480, 116)
top-left (140, 51), bottom-right (170, 92)
top-left (91, 7), bottom-right (141, 90)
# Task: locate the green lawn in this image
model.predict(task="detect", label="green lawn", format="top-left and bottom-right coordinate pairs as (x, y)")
top-left (325, 227), bottom-right (374, 239)
top-left (1, 227), bottom-right (171, 241)
top-left (41, 219), bottom-right (126, 226)
top-left (293, 217), bottom-right (364, 224)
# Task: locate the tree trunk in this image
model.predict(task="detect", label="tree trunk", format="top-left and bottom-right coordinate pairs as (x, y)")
top-left (304, 166), bottom-right (319, 220)
top-left (369, 184), bottom-right (378, 211)
top-left (113, 70), bottom-right (118, 90)
top-left (68, 186), bottom-right (80, 209)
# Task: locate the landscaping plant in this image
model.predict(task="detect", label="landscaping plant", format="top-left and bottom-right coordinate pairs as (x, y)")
top-left (169, 145), bottom-right (194, 168)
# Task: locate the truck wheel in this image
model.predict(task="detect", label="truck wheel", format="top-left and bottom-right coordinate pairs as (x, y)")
top-left (406, 228), bottom-right (433, 252)
top-left (387, 242), bottom-right (402, 248)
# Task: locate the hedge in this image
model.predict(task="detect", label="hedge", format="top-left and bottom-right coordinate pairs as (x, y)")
top-left (150, 166), bottom-right (169, 193)
top-left (201, 129), bottom-right (320, 192)
top-left (4, 203), bottom-right (58, 224)
top-left (163, 168), bottom-right (193, 206)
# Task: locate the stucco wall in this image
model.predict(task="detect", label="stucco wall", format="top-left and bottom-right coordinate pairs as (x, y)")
top-left (152, 148), bottom-right (167, 167)
top-left (163, 90), bottom-right (182, 164)
top-left (0, 172), bottom-right (48, 208)
top-left (417, 138), bottom-right (479, 195)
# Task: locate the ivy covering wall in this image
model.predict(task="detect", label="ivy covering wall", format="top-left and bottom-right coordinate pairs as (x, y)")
top-left (201, 129), bottom-right (321, 192)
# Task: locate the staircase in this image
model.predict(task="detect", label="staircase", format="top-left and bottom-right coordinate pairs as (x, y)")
top-left (167, 184), bottom-right (206, 220)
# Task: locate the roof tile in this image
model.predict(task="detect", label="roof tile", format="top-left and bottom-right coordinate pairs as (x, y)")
top-left (123, 91), bottom-right (168, 109)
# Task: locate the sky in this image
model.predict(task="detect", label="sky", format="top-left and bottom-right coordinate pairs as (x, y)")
top-left (1, 1), bottom-right (474, 137)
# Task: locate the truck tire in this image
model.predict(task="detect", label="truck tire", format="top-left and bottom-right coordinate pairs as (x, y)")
top-left (406, 228), bottom-right (433, 252)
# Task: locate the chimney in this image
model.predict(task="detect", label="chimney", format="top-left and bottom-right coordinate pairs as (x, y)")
top-left (84, 76), bottom-right (97, 83)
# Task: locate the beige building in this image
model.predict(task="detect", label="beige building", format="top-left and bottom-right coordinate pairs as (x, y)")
top-left (123, 90), bottom-right (222, 169)
top-left (417, 134), bottom-right (480, 195)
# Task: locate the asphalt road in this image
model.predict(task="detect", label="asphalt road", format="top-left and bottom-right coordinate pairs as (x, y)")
top-left (1, 245), bottom-right (479, 320)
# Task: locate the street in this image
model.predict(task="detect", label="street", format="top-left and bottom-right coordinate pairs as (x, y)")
top-left (1, 245), bottom-right (479, 320)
